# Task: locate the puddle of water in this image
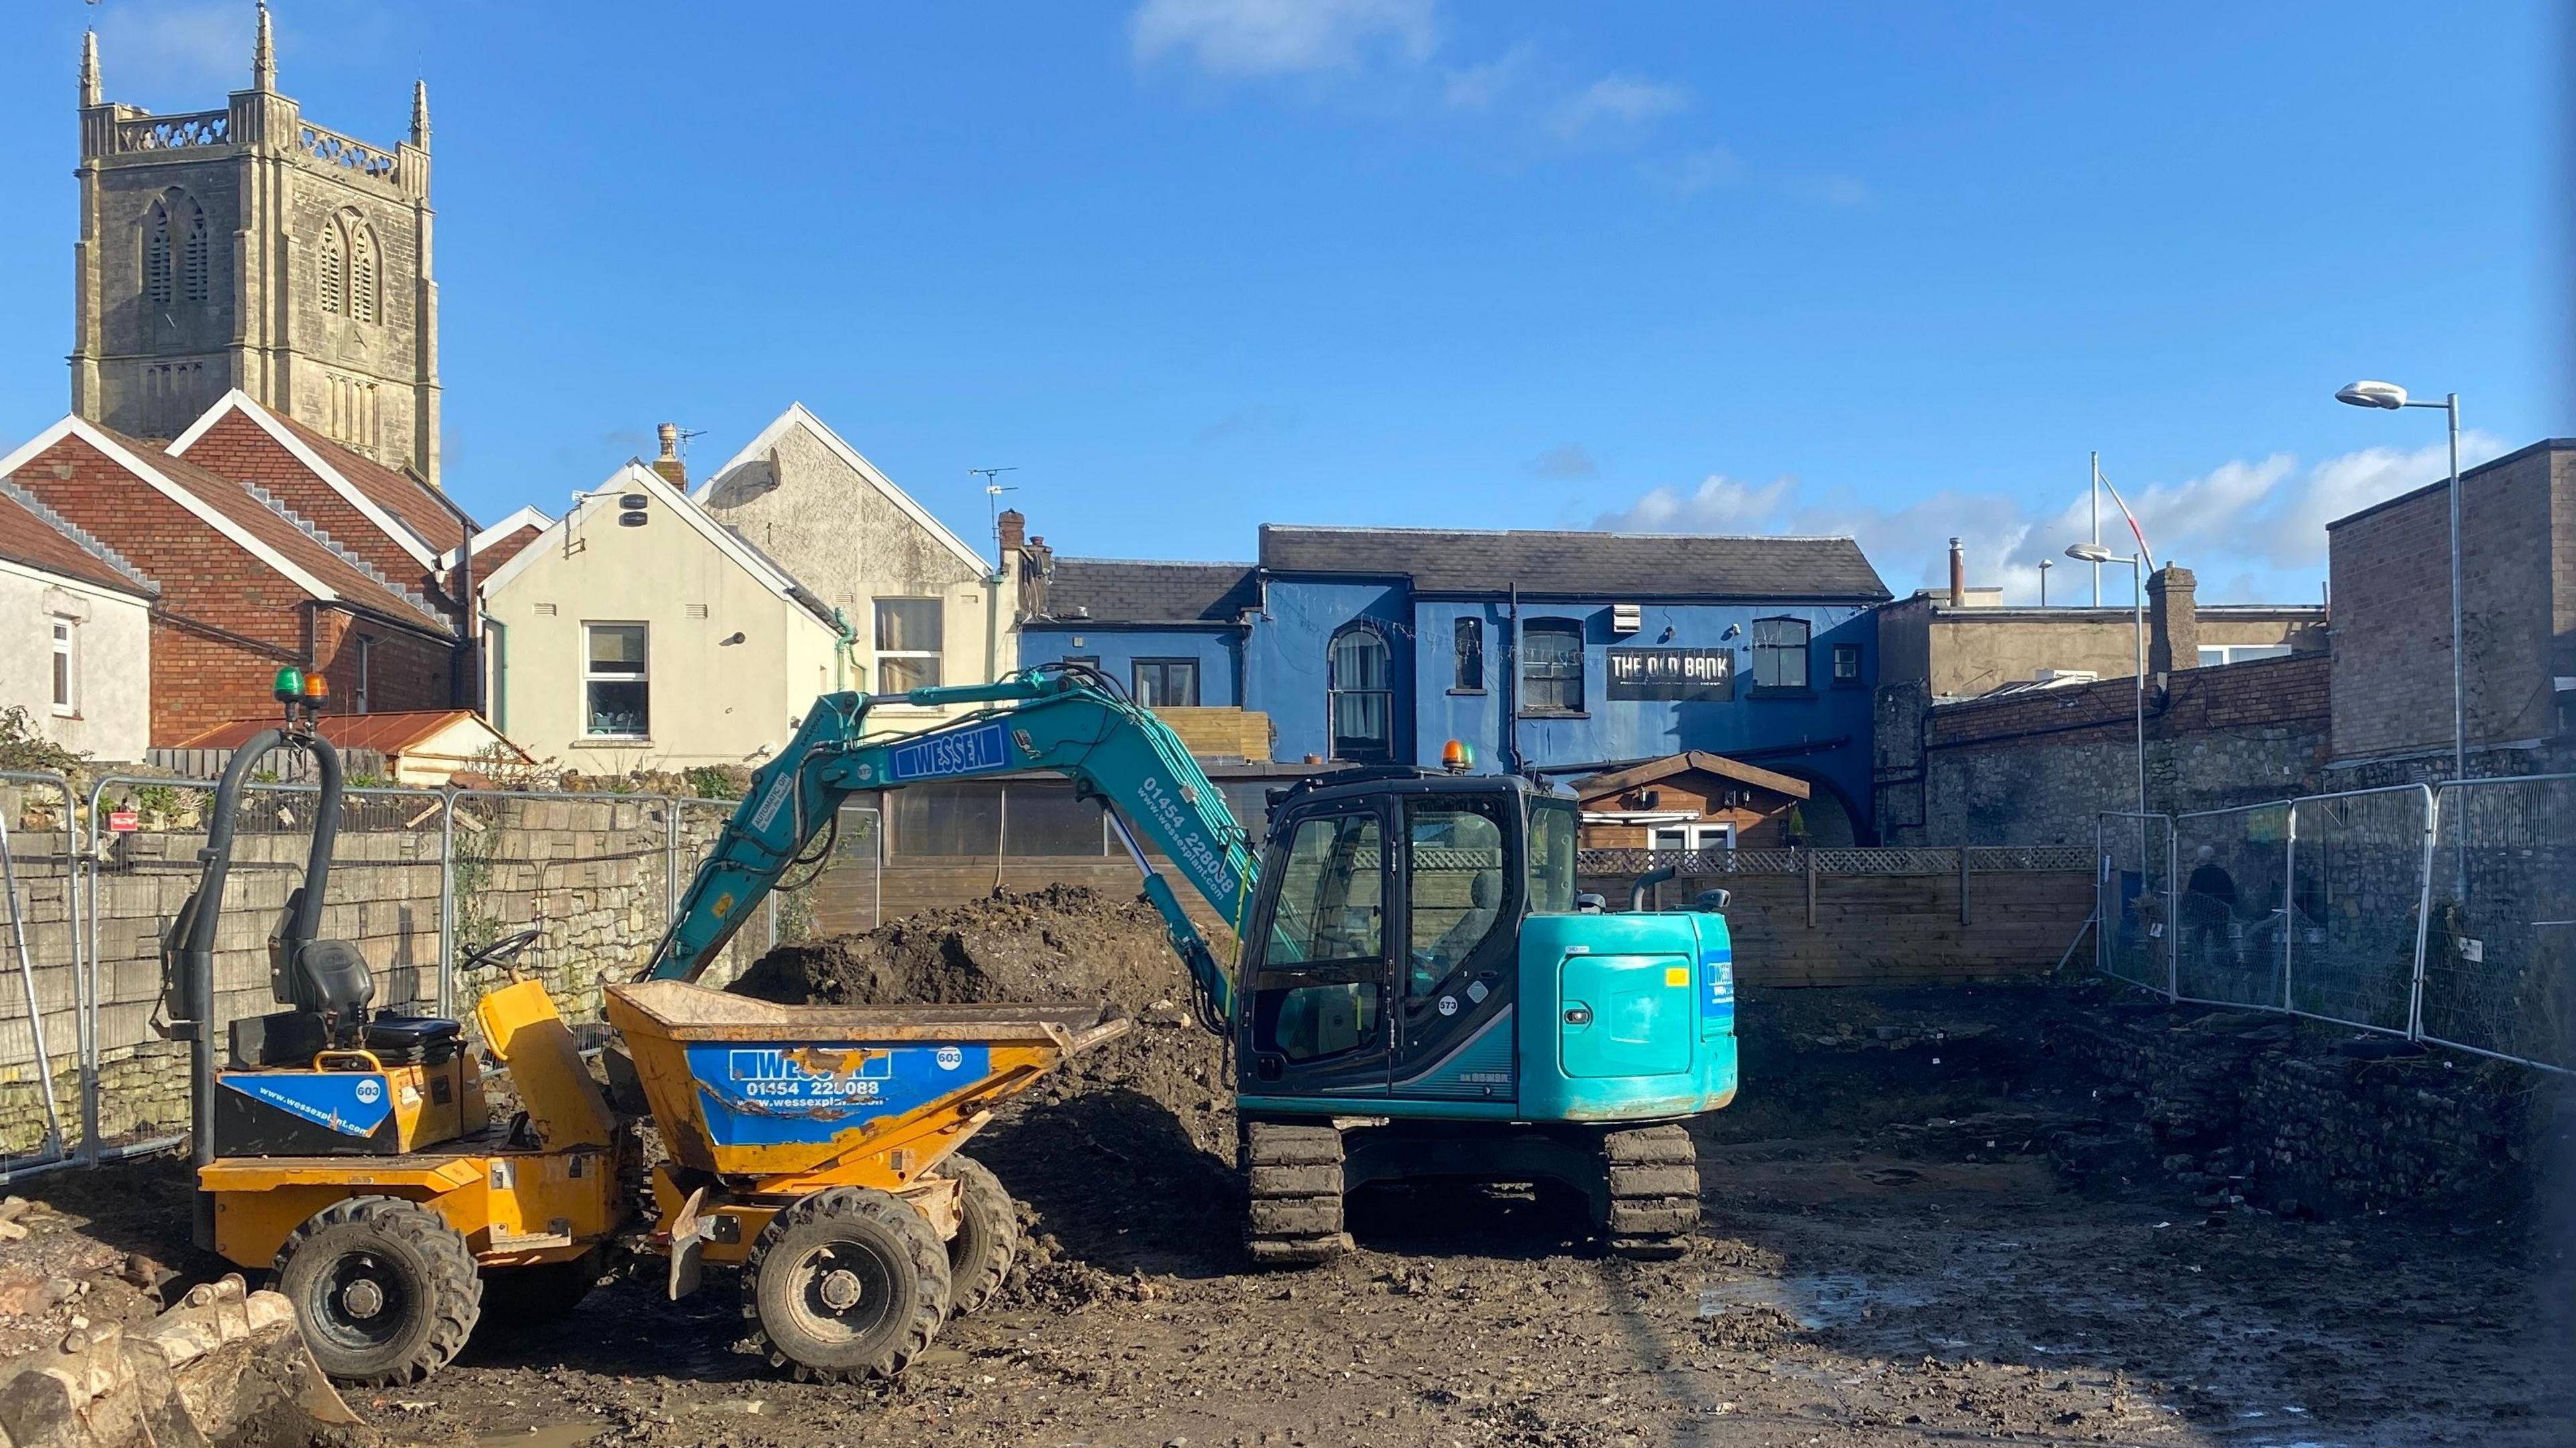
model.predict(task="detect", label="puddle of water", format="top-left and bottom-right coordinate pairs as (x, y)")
top-left (476, 1424), bottom-right (603, 1448)
top-left (1695, 1274), bottom-right (1930, 1329)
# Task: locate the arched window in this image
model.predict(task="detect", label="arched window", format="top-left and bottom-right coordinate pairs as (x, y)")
top-left (317, 223), bottom-right (345, 316)
top-left (180, 204), bottom-right (211, 302)
top-left (347, 221), bottom-right (378, 323)
top-left (1328, 624), bottom-right (1394, 762)
top-left (143, 203), bottom-right (173, 305)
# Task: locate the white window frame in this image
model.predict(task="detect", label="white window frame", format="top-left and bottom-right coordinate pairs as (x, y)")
top-left (873, 598), bottom-right (945, 693)
top-left (1648, 822), bottom-right (1735, 853)
top-left (582, 621), bottom-right (651, 739)
top-left (48, 617), bottom-right (76, 717)
top-left (2198, 643), bottom-right (2294, 667)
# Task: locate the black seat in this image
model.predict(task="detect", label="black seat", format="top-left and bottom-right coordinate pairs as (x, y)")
top-left (291, 938), bottom-right (375, 1020)
top-left (365, 1012), bottom-right (464, 1065)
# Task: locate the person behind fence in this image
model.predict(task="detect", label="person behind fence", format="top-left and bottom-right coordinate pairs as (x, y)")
top-left (2182, 844), bottom-right (2239, 968)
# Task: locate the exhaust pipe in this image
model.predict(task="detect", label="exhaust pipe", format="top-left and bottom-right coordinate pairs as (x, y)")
top-left (1630, 865), bottom-right (1676, 912)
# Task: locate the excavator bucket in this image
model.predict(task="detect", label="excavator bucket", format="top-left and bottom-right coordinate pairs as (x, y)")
top-left (0, 1276), bottom-right (361, 1448)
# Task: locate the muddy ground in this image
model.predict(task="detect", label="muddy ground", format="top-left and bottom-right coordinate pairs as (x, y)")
top-left (15, 889), bottom-right (2571, 1447)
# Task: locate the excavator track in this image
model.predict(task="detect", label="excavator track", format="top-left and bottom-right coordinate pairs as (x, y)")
top-left (1601, 1123), bottom-right (1700, 1260)
top-left (1241, 1120), bottom-right (1351, 1266)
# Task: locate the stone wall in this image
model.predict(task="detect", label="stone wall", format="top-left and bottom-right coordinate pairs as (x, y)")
top-left (1879, 652), bottom-right (2332, 846)
top-left (0, 790), bottom-right (720, 1158)
top-left (2051, 995), bottom-right (2563, 1219)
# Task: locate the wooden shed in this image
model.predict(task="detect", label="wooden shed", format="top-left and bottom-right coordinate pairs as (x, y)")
top-left (170, 710), bottom-right (532, 786)
top-left (1569, 750), bottom-right (1813, 853)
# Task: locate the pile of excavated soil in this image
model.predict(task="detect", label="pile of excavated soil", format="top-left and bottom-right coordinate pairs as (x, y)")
top-left (729, 885), bottom-right (1242, 1284)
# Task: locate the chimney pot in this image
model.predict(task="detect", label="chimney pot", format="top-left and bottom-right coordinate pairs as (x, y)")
top-left (1947, 537), bottom-right (1966, 607)
top-left (650, 423), bottom-right (687, 489)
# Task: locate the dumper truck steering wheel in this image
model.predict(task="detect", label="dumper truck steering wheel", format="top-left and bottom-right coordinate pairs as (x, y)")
top-left (460, 928), bottom-right (541, 973)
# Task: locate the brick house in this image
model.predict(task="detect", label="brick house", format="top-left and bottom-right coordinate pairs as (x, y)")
top-left (0, 414), bottom-right (458, 744)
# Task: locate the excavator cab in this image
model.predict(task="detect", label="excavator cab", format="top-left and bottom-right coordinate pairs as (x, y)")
top-left (1234, 767), bottom-right (1732, 1264)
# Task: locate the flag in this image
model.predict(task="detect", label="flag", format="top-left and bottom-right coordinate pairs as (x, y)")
top-left (2095, 473), bottom-right (2155, 572)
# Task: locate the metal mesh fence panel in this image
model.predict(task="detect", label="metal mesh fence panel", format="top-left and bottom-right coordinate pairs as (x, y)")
top-left (2096, 812), bottom-right (2171, 993)
top-left (0, 773), bottom-right (81, 1180)
top-left (2421, 775), bottom-right (2575, 1072)
top-left (83, 776), bottom-right (447, 1150)
top-left (2284, 786), bottom-right (2429, 1035)
top-left (2172, 803), bottom-right (2288, 1008)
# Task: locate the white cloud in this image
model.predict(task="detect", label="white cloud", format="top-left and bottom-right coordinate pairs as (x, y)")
top-left (1546, 74), bottom-right (1690, 141)
top-left (1529, 443), bottom-right (1598, 480)
top-left (1441, 44), bottom-right (1533, 111)
top-left (1594, 435), bottom-right (2506, 603)
top-left (1130, 0), bottom-right (1438, 76)
top-left (1640, 144), bottom-right (1744, 196)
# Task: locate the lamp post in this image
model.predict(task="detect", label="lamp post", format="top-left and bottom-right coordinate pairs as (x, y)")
top-left (2069, 541), bottom-right (2147, 818)
top-left (2336, 380), bottom-right (2465, 782)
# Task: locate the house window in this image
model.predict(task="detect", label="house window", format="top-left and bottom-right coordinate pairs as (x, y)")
top-left (2198, 644), bottom-right (2294, 667)
top-left (1521, 619), bottom-right (1585, 714)
top-left (583, 622), bottom-right (649, 737)
top-left (1751, 617), bottom-right (1811, 691)
top-left (1648, 822), bottom-right (1735, 857)
top-left (353, 635), bottom-right (374, 714)
top-left (1328, 625), bottom-right (1393, 761)
top-left (873, 598), bottom-right (943, 691)
top-left (49, 619), bottom-right (75, 716)
top-left (1453, 618), bottom-right (1485, 692)
top-left (1831, 642), bottom-right (1861, 686)
top-left (1133, 659), bottom-right (1199, 708)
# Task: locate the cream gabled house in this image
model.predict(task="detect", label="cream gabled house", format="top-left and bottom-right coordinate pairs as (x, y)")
top-left (694, 404), bottom-right (1018, 720)
top-left (476, 460), bottom-right (847, 769)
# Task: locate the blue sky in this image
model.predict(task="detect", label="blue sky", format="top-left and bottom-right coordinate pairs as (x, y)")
top-left (1, 1), bottom-right (2559, 604)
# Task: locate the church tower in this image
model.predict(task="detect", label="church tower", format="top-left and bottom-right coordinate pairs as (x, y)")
top-left (70, 3), bottom-right (441, 486)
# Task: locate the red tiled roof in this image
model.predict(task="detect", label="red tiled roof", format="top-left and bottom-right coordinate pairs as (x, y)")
top-left (91, 426), bottom-right (455, 636)
top-left (0, 487), bottom-right (156, 598)
top-left (271, 413), bottom-right (476, 550)
top-left (172, 710), bottom-right (512, 755)
top-left (468, 523), bottom-right (544, 577)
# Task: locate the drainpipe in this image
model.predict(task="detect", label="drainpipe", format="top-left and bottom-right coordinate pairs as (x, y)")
top-left (411, 464), bottom-right (479, 714)
top-left (1507, 583), bottom-right (1525, 777)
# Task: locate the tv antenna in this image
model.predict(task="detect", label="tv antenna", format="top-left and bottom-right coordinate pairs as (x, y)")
top-left (970, 467), bottom-right (1019, 561)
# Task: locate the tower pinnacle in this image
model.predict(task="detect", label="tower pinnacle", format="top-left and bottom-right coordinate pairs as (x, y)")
top-left (80, 29), bottom-right (99, 107)
top-left (411, 78), bottom-right (429, 148)
top-left (251, 1), bottom-right (275, 92)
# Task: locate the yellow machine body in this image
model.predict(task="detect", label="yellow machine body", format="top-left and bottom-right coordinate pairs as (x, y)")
top-left (199, 980), bottom-right (622, 1271)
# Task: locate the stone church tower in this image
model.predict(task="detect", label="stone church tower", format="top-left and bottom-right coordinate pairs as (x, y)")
top-left (70, 3), bottom-right (441, 486)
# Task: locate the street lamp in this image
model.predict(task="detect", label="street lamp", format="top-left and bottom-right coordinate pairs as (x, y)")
top-left (2068, 541), bottom-right (2147, 819)
top-left (2336, 379), bottom-right (2465, 781)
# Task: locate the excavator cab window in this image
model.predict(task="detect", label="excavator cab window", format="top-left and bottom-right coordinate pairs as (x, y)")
top-left (1525, 796), bottom-right (1578, 913)
top-left (1251, 808), bottom-right (1387, 1063)
top-left (1403, 799), bottom-right (1508, 997)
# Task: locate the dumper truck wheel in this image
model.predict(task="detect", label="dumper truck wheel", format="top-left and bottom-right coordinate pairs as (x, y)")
top-left (274, 1196), bottom-right (482, 1386)
top-left (1241, 1119), bottom-right (1350, 1267)
top-left (934, 1155), bottom-right (1019, 1315)
top-left (743, 1187), bottom-right (951, 1382)
top-left (1600, 1123), bottom-right (1700, 1260)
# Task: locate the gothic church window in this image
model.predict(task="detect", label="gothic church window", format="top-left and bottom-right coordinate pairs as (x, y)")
top-left (146, 192), bottom-right (209, 307)
top-left (316, 211), bottom-right (381, 323)
top-left (318, 224), bottom-right (344, 315)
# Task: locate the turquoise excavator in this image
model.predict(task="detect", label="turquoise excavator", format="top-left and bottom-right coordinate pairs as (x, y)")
top-left (647, 664), bottom-right (1735, 1262)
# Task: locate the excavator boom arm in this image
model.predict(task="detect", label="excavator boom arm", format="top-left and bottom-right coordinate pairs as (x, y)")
top-left (643, 671), bottom-right (1256, 1028)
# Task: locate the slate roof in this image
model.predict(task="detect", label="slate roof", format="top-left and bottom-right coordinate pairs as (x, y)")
top-left (1258, 525), bottom-right (1890, 602)
top-left (0, 481), bottom-right (158, 598)
top-left (1042, 558), bottom-right (1260, 624)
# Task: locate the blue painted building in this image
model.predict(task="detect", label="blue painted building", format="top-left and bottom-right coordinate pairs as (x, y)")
top-left (1020, 525), bottom-right (1891, 840)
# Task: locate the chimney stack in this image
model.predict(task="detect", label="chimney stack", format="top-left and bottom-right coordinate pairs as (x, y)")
top-left (651, 423), bottom-right (686, 490)
top-left (2147, 564), bottom-right (2200, 676)
top-left (996, 508), bottom-right (1026, 553)
top-left (1947, 537), bottom-right (1966, 607)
